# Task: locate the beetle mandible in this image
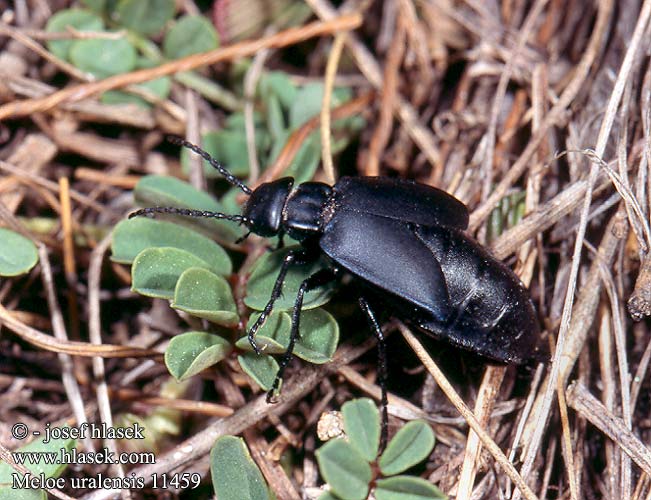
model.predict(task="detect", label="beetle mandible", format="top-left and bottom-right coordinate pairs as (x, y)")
top-left (130, 138), bottom-right (540, 446)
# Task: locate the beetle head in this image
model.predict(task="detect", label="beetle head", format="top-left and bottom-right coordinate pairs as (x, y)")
top-left (243, 178), bottom-right (294, 237)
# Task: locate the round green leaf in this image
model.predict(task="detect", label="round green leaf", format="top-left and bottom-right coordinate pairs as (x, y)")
top-left (211, 436), bottom-right (270, 500)
top-left (236, 309), bottom-right (338, 363)
top-left (342, 398), bottom-right (380, 462)
top-left (114, 0), bottom-right (175, 35)
top-left (111, 217), bottom-right (232, 275)
top-left (131, 247), bottom-right (212, 299)
top-left (316, 439), bottom-right (371, 500)
top-left (0, 228), bottom-right (38, 277)
top-left (379, 421), bottom-right (435, 476)
top-left (375, 476), bottom-right (447, 500)
top-left (133, 175), bottom-right (241, 241)
top-left (172, 268), bottom-right (238, 325)
top-left (293, 309), bottom-right (339, 363)
top-left (163, 15), bottom-right (219, 59)
top-left (45, 8), bottom-right (104, 60)
top-left (244, 246), bottom-right (335, 311)
top-left (69, 37), bottom-right (136, 78)
top-left (238, 353), bottom-right (278, 391)
top-left (165, 331), bottom-right (232, 380)
top-left (236, 312), bottom-right (292, 354)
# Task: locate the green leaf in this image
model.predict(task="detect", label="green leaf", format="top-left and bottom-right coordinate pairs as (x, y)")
top-left (288, 83), bottom-right (351, 129)
top-left (265, 93), bottom-right (286, 140)
top-left (0, 228), bottom-right (38, 277)
top-left (236, 309), bottom-right (338, 364)
top-left (259, 71), bottom-right (297, 110)
top-left (165, 331), bottom-right (232, 380)
top-left (379, 421), bottom-right (435, 476)
top-left (0, 429), bottom-right (75, 500)
top-left (69, 37), bottom-right (137, 78)
top-left (236, 312), bottom-right (292, 355)
top-left (292, 309), bottom-right (339, 363)
top-left (244, 246), bottom-right (334, 311)
top-left (133, 175), bottom-right (241, 241)
top-left (172, 267), bottom-right (238, 325)
top-left (316, 439), bottom-right (371, 500)
top-left (114, 0), bottom-right (175, 35)
top-left (131, 247), bottom-right (212, 299)
top-left (238, 353), bottom-right (278, 391)
top-left (342, 398), bottom-right (380, 462)
top-left (319, 493), bottom-right (344, 500)
top-left (211, 436), bottom-right (270, 500)
top-left (111, 217), bottom-right (232, 275)
top-left (45, 8), bottom-right (104, 60)
top-left (163, 15), bottom-right (219, 59)
top-left (375, 476), bottom-right (447, 500)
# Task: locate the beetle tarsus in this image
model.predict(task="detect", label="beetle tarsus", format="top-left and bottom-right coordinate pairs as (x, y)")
top-left (266, 390), bottom-right (277, 404)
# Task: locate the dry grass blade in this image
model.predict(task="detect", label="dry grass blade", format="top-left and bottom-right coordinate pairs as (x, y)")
top-left (400, 324), bottom-right (539, 500)
top-left (566, 381), bottom-right (651, 476)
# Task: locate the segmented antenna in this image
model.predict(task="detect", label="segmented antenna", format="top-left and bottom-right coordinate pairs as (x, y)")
top-left (129, 207), bottom-right (251, 225)
top-left (168, 136), bottom-right (252, 195)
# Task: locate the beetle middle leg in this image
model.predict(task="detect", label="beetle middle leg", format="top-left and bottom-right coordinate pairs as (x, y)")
top-left (358, 296), bottom-right (389, 452)
top-left (247, 248), bottom-right (316, 354)
top-left (267, 268), bottom-right (338, 403)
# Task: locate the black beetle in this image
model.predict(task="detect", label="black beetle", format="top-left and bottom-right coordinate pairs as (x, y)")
top-left (131, 138), bottom-right (539, 446)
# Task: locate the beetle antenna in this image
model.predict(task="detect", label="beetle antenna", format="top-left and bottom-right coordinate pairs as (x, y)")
top-left (168, 136), bottom-right (253, 195)
top-left (129, 207), bottom-right (251, 226)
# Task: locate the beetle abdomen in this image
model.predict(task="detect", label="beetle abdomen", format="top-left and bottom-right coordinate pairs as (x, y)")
top-left (413, 226), bottom-right (539, 363)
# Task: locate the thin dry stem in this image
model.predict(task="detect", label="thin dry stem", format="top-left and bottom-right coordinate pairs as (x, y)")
top-left (321, 32), bottom-right (347, 184)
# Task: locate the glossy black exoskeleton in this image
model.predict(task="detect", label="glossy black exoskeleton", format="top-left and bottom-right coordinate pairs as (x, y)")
top-left (131, 138), bottom-right (540, 447)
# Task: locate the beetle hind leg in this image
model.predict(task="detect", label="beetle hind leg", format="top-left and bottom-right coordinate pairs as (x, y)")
top-left (267, 268), bottom-right (337, 403)
top-left (358, 296), bottom-right (389, 453)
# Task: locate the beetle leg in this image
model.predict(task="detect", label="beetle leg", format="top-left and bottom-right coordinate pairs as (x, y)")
top-left (267, 268), bottom-right (338, 403)
top-left (358, 296), bottom-right (389, 453)
top-left (248, 248), bottom-right (315, 354)
top-left (276, 233), bottom-right (285, 250)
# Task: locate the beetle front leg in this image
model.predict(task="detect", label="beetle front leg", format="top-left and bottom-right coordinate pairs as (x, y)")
top-left (267, 268), bottom-right (337, 403)
top-left (247, 248), bottom-right (315, 354)
top-left (358, 296), bottom-right (389, 452)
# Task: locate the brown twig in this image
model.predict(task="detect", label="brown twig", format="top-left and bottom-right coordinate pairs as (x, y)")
top-left (364, 14), bottom-right (405, 177)
top-left (0, 303), bottom-right (160, 358)
top-left (0, 14), bottom-right (362, 120)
